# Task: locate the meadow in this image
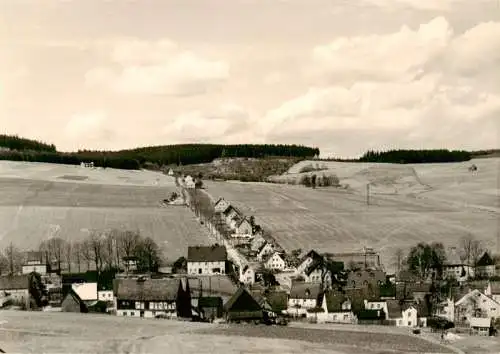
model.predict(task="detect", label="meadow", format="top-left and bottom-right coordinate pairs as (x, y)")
top-left (0, 161), bottom-right (210, 262)
top-left (0, 310), bottom-right (454, 354)
top-left (204, 158), bottom-right (499, 270)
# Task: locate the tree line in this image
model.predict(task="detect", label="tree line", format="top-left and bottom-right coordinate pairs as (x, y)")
top-left (0, 229), bottom-right (163, 276)
top-left (0, 134), bottom-right (56, 152)
top-left (0, 134), bottom-right (320, 170)
top-left (359, 149), bottom-right (472, 164)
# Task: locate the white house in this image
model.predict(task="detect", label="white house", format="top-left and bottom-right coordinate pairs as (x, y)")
top-left (311, 292), bottom-right (356, 324)
top-left (98, 290), bottom-right (114, 302)
top-left (476, 252), bottom-right (496, 278)
top-left (187, 245), bottom-right (227, 275)
top-left (287, 282), bottom-right (321, 317)
top-left (250, 233), bottom-right (266, 252)
top-left (435, 298), bottom-right (455, 322)
top-left (485, 281), bottom-right (500, 303)
top-left (455, 289), bottom-right (500, 326)
top-left (441, 247), bottom-right (474, 281)
top-left (184, 175), bottom-right (195, 189)
top-left (263, 252), bottom-right (286, 271)
top-left (234, 218), bottom-right (253, 236)
top-left (71, 282), bottom-right (98, 302)
top-left (469, 317), bottom-right (491, 336)
top-left (214, 198), bottom-right (231, 213)
top-left (386, 300), bottom-right (427, 327)
top-left (114, 278), bottom-right (179, 318)
top-left (364, 299), bottom-right (388, 314)
top-left (239, 264), bottom-right (256, 285)
top-left (22, 264), bottom-right (48, 275)
top-left (295, 250), bottom-right (324, 275)
top-left (256, 242), bottom-right (275, 261)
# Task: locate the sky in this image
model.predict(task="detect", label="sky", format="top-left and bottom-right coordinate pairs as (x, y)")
top-left (1, 0), bottom-right (499, 158)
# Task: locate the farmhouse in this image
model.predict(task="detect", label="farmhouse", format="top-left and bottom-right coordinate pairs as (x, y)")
top-left (485, 281), bottom-right (500, 303)
top-left (263, 252), bottom-right (287, 271)
top-left (198, 296), bottom-right (223, 321)
top-left (214, 197), bottom-right (231, 213)
top-left (224, 287), bottom-right (263, 323)
top-left (441, 247), bottom-right (474, 281)
top-left (385, 300), bottom-right (421, 327)
top-left (287, 282), bottom-right (322, 317)
top-left (187, 245), bottom-right (227, 275)
top-left (476, 252), bottom-right (496, 278)
top-left (234, 217), bottom-right (253, 235)
top-left (454, 289), bottom-right (500, 327)
top-left (61, 288), bottom-right (88, 313)
top-left (346, 269), bottom-right (386, 291)
top-left (0, 275), bottom-right (30, 307)
top-left (113, 277), bottom-right (180, 318)
top-left (296, 250), bottom-right (324, 274)
top-left (21, 251), bottom-right (48, 275)
top-left (256, 241), bottom-right (275, 261)
top-left (314, 291), bottom-right (356, 324)
top-left (222, 205), bottom-right (244, 226)
top-left (187, 275), bottom-right (238, 306)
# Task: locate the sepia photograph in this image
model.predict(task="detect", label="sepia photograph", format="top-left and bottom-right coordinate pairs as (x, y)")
top-left (0, 0), bottom-right (499, 353)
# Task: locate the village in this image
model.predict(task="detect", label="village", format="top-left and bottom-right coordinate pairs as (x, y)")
top-left (1, 171), bottom-right (500, 344)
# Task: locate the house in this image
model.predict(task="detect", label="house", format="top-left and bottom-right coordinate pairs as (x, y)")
top-left (187, 245), bottom-right (227, 275)
top-left (249, 233), bottom-right (266, 252)
top-left (264, 290), bottom-right (288, 316)
top-left (98, 289), bottom-right (114, 302)
top-left (346, 269), bottom-right (386, 293)
top-left (485, 281), bottom-right (500, 303)
top-left (222, 205), bottom-right (243, 226)
top-left (198, 296), bottom-right (223, 321)
top-left (396, 282), bottom-right (432, 302)
top-left (385, 300), bottom-right (426, 327)
top-left (214, 197), bottom-right (231, 213)
top-left (71, 282), bottom-right (98, 303)
top-left (239, 264), bottom-right (256, 285)
top-left (123, 256), bottom-right (139, 273)
top-left (234, 217), bottom-right (253, 236)
top-left (61, 288), bottom-right (88, 313)
top-left (435, 298), bottom-right (455, 322)
top-left (184, 175), bottom-right (195, 189)
top-left (263, 252), bottom-right (286, 271)
top-left (442, 247), bottom-right (474, 281)
top-left (113, 277), bottom-right (180, 318)
top-left (469, 317), bottom-right (491, 336)
top-left (0, 275), bottom-right (30, 307)
top-left (476, 252), bottom-right (496, 278)
top-left (48, 287), bottom-right (63, 307)
top-left (224, 287), bottom-right (263, 323)
top-left (296, 250), bottom-right (324, 275)
top-left (313, 291), bottom-right (356, 324)
top-left (287, 282), bottom-right (322, 317)
top-left (454, 289), bottom-right (500, 327)
top-left (21, 251), bottom-right (47, 275)
top-left (187, 275), bottom-right (238, 306)
top-left (364, 299), bottom-right (389, 313)
top-left (325, 247), bottom-right (381, 270)
top-left (256, 242), bottom-right (275, 261)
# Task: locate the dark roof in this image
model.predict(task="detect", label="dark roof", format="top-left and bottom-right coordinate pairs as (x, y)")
top-left (257, 241), bottom-right (273, 254)
top-left (347, 269), bottom-right (386, 288)
top-left (477, 252), bottom-right (495, 267)
top-left (0, 275), bottom-right (29, 290)
top-left (224, 287), bottom-right (262, 312)
top-left (343, 288), bottom-right (378, 313)
top-left (63, 288), bottom-right (88, 313)
top-left (396, 282), bottom-right (432, 299)
top-left (300, 250), bottom-right (323, 264)
top-left (290, 282), bottom-right (321, 300)
top-left (114, 278), bottom-right (179, 301)
top-left (25, 251), bottom-right (43, 263)
top-left (187, 275), bottom-right (238, 298)
top-left (386, 299), bottom-right (408, 318)
top-left (304, 257), bottom-right (324, 276)
top-left (198, 296), bottom-right (223, 308)
top-left (415, 300), bottom-right (430, 317)
top-left (323, 291), bottom-right (349, 312)
top-left (266, 291), bottom-right (288, 313)
top-left (187, 245), bottom-right (227, 262)
top-left (235, 217), bottom-right (251, 228)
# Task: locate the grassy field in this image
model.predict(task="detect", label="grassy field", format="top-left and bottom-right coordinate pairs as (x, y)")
top-left (0, 161), bottom-right (210, 262)
top-left (0, 311), bottom-right (454, 353)
top-left (203, 158), bottom-right (499, 271)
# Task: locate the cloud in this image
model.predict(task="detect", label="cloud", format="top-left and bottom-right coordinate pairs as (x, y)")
top-left (263, 17), bottom-right (500, 156)
top-left (63, 111), bottom-right (115, 149)
top-left (85, 38), bottom-right (230, 96)
top-left (163, 103), bottom-right (261, 144)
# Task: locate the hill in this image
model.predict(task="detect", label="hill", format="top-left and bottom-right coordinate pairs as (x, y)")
top-left (0, 160), bottom-right (211, 262)
top-left (202, 157), bottom-right (499, 271)
top-left (0, 134), bottom-right (319, 170)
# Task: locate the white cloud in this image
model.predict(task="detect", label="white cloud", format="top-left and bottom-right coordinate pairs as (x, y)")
top-left (63, 111), bottom-right (114, 149)
top-left (163, 103), bottom-right (260, 144)
top-left (85, 38), bottom-right (230, 96)
top-left (310, 17), bottom-right (453, 83)
top-left (263, 17), bottom-right (500, 153)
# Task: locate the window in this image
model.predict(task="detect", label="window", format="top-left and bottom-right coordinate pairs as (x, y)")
top-left (131, 312), bottom-right (135, 316)
top-left (198, 268), bottom-right (202, 274)
top-left (123, 312), bottom-right (127, 316)
top-left (370, 304), bottom-right (374, 309)
top-left (376, 304), bottom-right (380, 309)
top-left (408, 321), bottom-right (411, 326)
top-left (344, 314), bottom-right (349, 320)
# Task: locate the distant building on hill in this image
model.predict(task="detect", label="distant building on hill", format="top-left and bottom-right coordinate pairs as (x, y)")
top-left (324, 247), bottom-right (381, 270)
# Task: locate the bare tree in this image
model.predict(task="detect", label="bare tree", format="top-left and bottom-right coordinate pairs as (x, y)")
top-left (72, 242), bottom-right (83, 273)
top-left (40, 237), bottom-right (66, 272)
top-left (82, 231), bottom-right (105, 274)
top-left (64, 241), bottom-right (73, 273)
top-left (118, 230), bottom-right (140, 261)
top-left (460, 235), bottom-right (483, 277)
top-left (470, 239), bottom-right (484, 273)
top-left (0, 251), bottom-right (8, 275)
top-left (4, 242), bottom-right (23, 275)
top-left (392, 248), bottom-right (405, 275)
top-left (101, 231), bottom-right (116, 271)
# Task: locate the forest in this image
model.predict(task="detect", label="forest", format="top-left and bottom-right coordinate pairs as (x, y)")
top-left (0, 134), bottom-right (319, 170)
top-left (357, 149), bottom-right (472, 163)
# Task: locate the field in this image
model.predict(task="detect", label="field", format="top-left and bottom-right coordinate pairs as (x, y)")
top-left (0, 310), bottom-right (456, 354)
top-left (204, 158), bottom-right (499, 270)
top-left (0, 161), bottom-right (211, 262)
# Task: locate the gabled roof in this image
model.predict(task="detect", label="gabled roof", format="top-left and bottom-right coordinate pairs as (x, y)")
top-left (235, 217), bottom-right (251, 228)
top-left (323, 291), bottom-right (349, 312)
top-left (289, 282), bottom-right (321, 300)
top-left (114, 278), bottom-right (180, 301)
top-left (63, 287), bottom-right (88, 313)
top-left (262, 251), bottom-right (285, 264)
top-left (386, 299), bottom-right (411, 319)
top-left (187, 245), bottom-right (227, 262)
top-left (257, 241), bottom-right (273, 254)
top-left (25, 251), bottom-right (44, 263)
top-left (266, 291), bottom-right (288, 313)
top-left (0, 275), bottom-right (29, 290)
top-left (187, 275), bottom-right (238, 298)
top-left (223, 287), bottom-right (261, 312)
top-left (477, 252), bottom-right (495, 267)
top-left (71, 282), bottom-right (98, 301)
top-left (300, 250), bottom-right (323, 264)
